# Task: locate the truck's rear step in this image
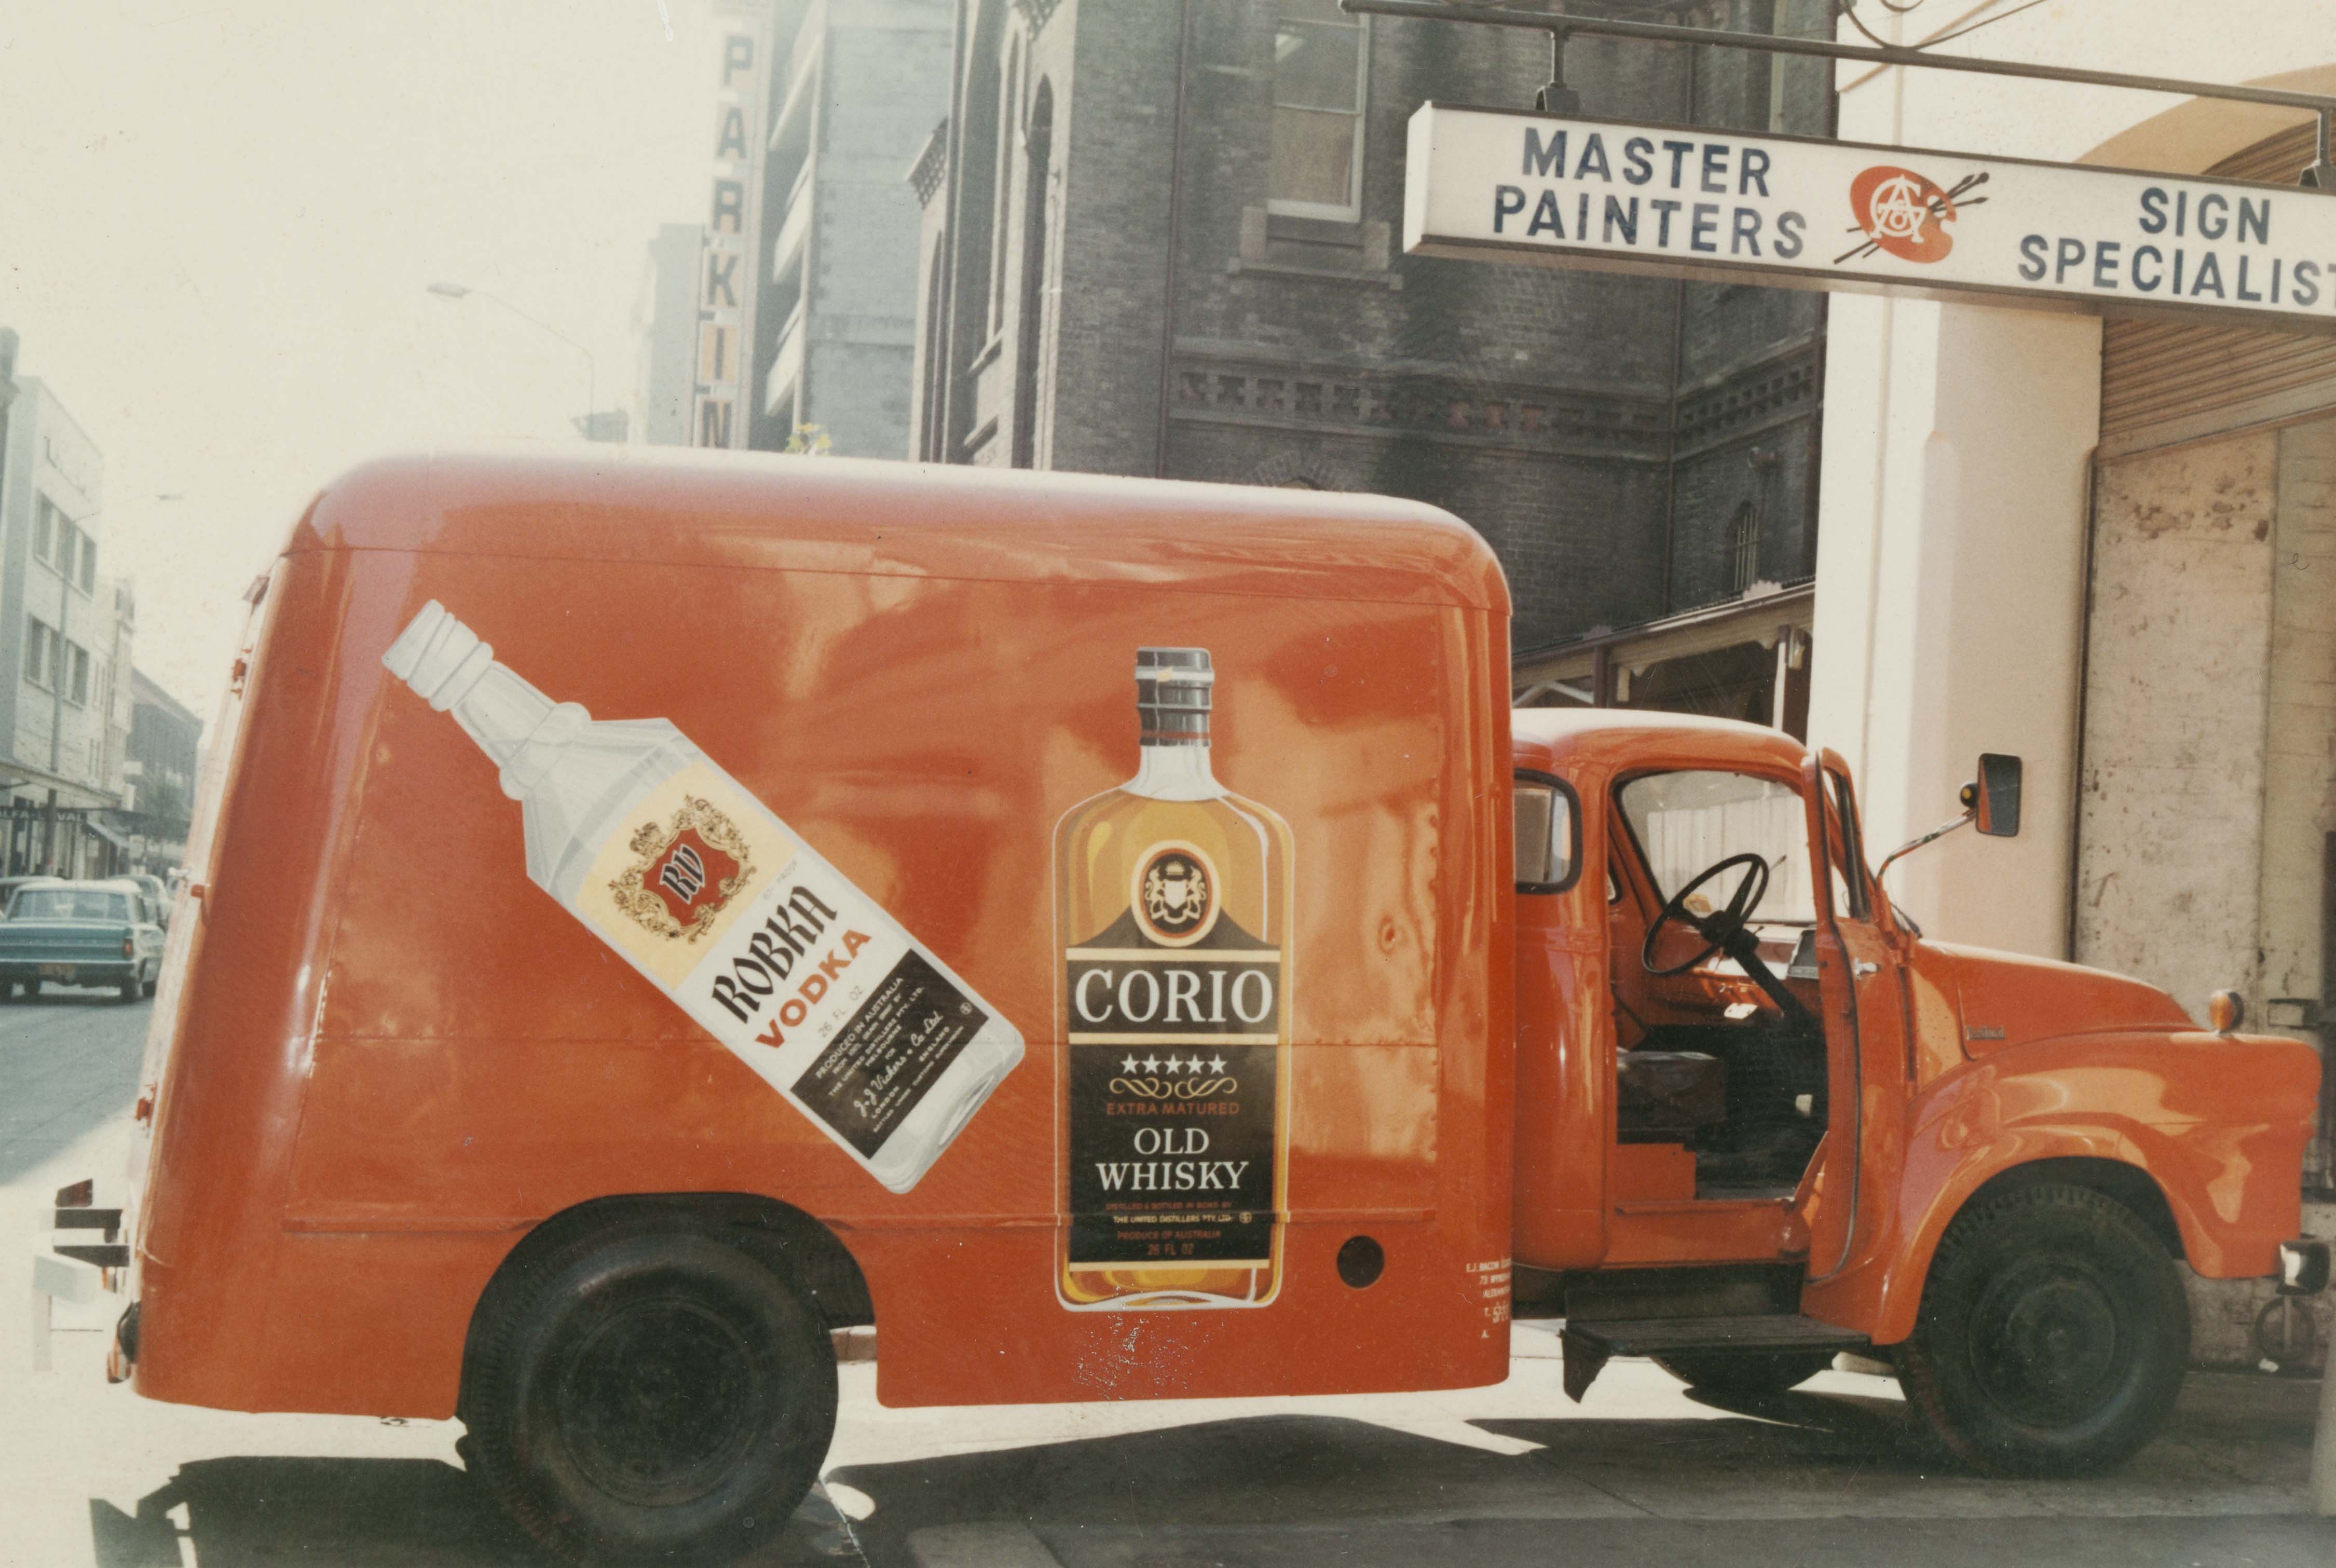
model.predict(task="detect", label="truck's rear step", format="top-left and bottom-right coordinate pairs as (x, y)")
top-left (1559, 1314), bottom-right (1869, 1400)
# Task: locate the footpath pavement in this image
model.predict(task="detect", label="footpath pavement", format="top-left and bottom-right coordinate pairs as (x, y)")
top-left (6, 993), bottom-right (2332, 1566)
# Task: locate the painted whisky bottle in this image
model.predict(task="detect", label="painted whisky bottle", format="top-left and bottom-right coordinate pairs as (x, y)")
top-left (382, 601), bottom-right (1023, 1193)
top-left (1054, 647), bottom-right (1294, 1310)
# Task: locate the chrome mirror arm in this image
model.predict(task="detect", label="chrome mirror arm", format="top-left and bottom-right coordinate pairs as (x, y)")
top-left (1874, 810), bottom-right (1973, 890)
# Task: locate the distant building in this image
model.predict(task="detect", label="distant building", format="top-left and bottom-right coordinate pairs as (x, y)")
top-left (0, 346), bottom-right (131, 877)
top-left (634, 222), bottom-right (703, 447)
top-left (127, 667), bottom-right (201, 867)
top-left (753, 0), bottom-right (956, 455)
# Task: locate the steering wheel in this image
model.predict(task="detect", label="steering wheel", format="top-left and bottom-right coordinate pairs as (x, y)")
top-left (1641, 851), bottom-right (1771, 977)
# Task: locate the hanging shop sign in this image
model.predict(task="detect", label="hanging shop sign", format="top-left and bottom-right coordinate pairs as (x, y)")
top-left (1404, 102), bottom-right (2336, 334)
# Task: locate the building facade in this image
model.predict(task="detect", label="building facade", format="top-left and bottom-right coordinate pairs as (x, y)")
top-left (754, 0), bottom-right (957, 456)
top-left (0, 358), bottom-right (129, 878)
top-left (635, 222), bottom-right (704, 447)
top-left (1800, 4), bottom-right (2335, 1362)
top-left (907, 0), bottom-right (1832, 691)
top-left (127, 666), bottom-right (201, 869)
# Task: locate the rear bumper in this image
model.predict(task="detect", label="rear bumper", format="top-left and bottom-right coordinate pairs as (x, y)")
top-left (0, 961), bottom-right (137, 985)
top-left (30, 1178), bottom-right (130, 1376)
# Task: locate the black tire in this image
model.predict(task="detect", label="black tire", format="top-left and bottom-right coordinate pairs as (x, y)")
top-left (117, 975), bottom-right (140, 1002)
top-left (1899, 1182), bottom-right (2188, 1477)
top-left (460, 1212), bottom-right (838, 1565)
top-left (1655, 1349), bottom-right (1836, 1397)
top-left (142, 972), bottom-right (158, 998)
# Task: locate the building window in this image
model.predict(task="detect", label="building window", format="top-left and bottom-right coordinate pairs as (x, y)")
top-left (990, 40), bottom-right (1022, 337)
top-left (71, 644), bottom-right (90, 706)
top-left (25, 620), bottom-right (50, 690)
top-left (1269, 1), bottom-right (1368, 220)
top-left (33, 498), bottom-right (54, 566)
top-left (1012, 78), bottom-right (1055, 470)
top-left (79, 536), bottom-right (95, 592)
top-left (1729, 500), bottom-right (1761, 594)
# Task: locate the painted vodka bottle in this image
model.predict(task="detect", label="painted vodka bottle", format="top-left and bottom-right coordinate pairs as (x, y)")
top-left (382, 601), bottom-right (1022, 1194)
top-left (1053, 648), bottom-right (1294, 1309)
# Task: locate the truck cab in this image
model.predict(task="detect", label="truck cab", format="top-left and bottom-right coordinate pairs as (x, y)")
top-left (1508, 707), bottom-right (2324, 1476)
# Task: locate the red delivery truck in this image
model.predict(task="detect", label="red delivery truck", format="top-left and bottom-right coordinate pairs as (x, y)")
top-left (35, 454), bottom-right (2325, 1565)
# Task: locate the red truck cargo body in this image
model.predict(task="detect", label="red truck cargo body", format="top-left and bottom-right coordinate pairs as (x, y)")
top-left (129, 452), bottom-right (1514, 1419)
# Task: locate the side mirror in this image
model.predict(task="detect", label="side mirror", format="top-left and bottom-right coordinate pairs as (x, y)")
top-left (1958, 753), bottom-right (2023, 838)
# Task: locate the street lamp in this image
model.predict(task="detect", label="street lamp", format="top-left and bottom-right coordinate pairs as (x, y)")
top-left (426, 281), bottom-right (602, 439)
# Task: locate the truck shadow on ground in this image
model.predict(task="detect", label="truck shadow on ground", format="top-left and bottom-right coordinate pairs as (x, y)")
top-left (83, 1377), bottom-right (2319, 1568)
top-left (87, 1457), bottom-right (855, 1567)
top-left (827, 1389), bottom-right (1933, 1565)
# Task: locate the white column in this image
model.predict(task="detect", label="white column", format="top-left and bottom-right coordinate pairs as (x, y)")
top-left (1808, 296), bottom-right (2101, 958)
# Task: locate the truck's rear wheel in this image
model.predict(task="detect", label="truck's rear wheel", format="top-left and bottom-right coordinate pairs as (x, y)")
top-left (461, 1212), bottom-right (837, 1565)
top-left (1655, 1350), bottom-right (1835, 1397)
top-left (1899, 1182), bottom-right (2187, 1477)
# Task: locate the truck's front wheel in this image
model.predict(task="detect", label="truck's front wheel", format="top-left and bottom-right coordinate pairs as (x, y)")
top-left (461, 1213), bottom-right (838, 1565)
top-left (1900, 1182), bottom-right (2188, 1477)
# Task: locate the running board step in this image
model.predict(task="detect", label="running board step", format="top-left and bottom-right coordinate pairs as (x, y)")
top-left (1560, 1314), bottom-right (1869, 1402)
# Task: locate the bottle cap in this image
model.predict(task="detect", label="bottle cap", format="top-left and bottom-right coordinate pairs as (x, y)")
top-left (382, 601), bottom-right (495, 713)
top-left (1136, 647), bottom-right (1211, 745)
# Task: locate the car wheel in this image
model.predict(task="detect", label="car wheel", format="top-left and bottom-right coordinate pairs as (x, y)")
top-left (1898, 1182), bottom-right (2188, 1477)
top-left (142, 967), bottom-right (158, 998)
top-left (1654, 1350), bottom-right (1836, 1397)
top-left (460, 1211), bottom-right (837, 1566)
top-left (118, 975), bottom-right (141, 1002)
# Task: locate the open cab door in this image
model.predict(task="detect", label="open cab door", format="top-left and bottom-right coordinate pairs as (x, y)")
top-left (1794, 749), bottom-right (1908, 1311)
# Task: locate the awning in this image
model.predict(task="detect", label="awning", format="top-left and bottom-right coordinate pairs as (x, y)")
top-left (1513, 581), bottom-right (1814, 696)
top-left (0, 758), bottom-right (122, 813)
top-left (85, 821), bottom-right (132, 852)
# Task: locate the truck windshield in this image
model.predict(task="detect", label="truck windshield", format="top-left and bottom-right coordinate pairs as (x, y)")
top-left (1617, 770), bottom-right (1815, 925)
top-left (11, 889), bottom-right (130, 922)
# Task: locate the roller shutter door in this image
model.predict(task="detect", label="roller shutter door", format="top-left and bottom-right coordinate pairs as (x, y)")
top-left (2098, 124), bottom-right (2336, 454)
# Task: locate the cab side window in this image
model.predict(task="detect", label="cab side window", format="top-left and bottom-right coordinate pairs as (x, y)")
top-left (1514, 771), bottom-right (1579, 893)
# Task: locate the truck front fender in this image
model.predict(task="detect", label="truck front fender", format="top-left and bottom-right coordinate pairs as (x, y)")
top-left (1840, 1030), bottom-right (2315, 1346)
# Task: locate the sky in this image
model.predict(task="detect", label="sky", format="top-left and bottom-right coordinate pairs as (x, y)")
top-left (0, 1), bottom-right (728, 719)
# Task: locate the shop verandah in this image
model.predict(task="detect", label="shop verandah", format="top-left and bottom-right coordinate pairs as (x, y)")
top-left (0, 788), bottom-right (136, 881)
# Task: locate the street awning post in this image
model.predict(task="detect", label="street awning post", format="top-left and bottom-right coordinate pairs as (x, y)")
top-left (2315, 1338), bottom-right (2336, 1514)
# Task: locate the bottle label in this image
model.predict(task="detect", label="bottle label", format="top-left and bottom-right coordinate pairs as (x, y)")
top-left (1062, 841), bottom-right (1282, 1267)
top-left (576, 764), bottom-right (995, 1165)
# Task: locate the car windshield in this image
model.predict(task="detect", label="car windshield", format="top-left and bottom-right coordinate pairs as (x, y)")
top-left (11, 889), bottom-right (130, 922)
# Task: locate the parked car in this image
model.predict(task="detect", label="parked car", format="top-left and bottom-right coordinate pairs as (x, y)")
top-left (124, 873), bottom-right (173, 929)
top-left (0, 874), bottom-right (63, 917)
top-left (0, 880), bottom-right (166, 1000)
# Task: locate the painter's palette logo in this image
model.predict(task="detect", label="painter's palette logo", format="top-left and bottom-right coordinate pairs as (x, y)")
top-left (1842, 165), bottom-right (1989, 265)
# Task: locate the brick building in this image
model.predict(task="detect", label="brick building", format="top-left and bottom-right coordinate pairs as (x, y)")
top-left (907, 0), bottom-right (1833, 718)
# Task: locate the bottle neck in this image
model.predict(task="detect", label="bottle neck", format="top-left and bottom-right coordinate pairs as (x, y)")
top-left (1129, 739), bottom-right (1222, 801)
top-left (446, 663), bottom-right (593, 801)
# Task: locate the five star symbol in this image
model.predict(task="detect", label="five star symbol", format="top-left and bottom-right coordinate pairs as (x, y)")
top-left (1118, 1053), bottom-right (1232, 1075)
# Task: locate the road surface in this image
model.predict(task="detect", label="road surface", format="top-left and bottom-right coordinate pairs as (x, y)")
top-left (4, 986), bottom-right (2329, 1566)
